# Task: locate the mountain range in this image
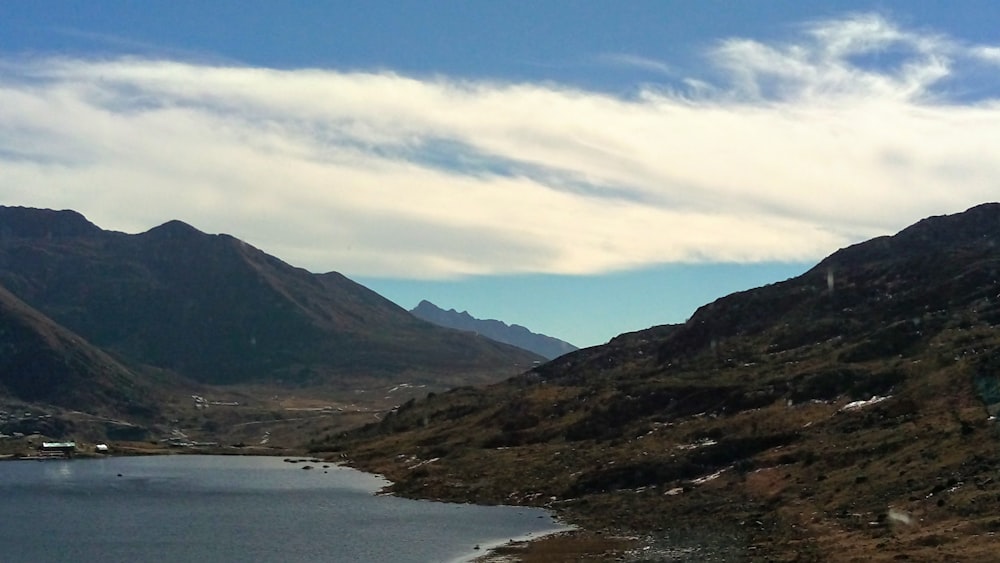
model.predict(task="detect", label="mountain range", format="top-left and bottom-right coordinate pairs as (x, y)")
top-left (327, 202), bottom-right (1000, 562)
top-left (0, 206), bottom-right (542, 438)
top-left (410, 300), bottom-right (578, 360)
top-left (6, 200), bottom-right (1000, 559)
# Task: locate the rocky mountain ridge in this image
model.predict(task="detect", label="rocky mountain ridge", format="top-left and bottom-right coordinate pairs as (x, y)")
top-left (0, 206), bottom-right (542, 440)
top-left (410, 299), bottom-right (578, 359)
top-left (0, 206), bottom-right (541, 387)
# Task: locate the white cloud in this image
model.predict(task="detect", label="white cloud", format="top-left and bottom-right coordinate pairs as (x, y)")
top-left (970, 46), bottom-right (1000, 64)
top-left (708, 13), bottom-right (954, 101)
top-left (1, 14), bottom-right (999, 279)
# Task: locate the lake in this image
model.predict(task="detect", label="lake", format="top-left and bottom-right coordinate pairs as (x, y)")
top-left (0, 455), bottom-right (568, 562)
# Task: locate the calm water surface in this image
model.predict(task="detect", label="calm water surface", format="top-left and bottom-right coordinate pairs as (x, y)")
top-left (0, 455), bottom-right (567, 562)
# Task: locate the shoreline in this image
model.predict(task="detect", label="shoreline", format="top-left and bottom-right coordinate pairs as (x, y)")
top-left (454, 526), bottom-right (577, 563)
top-left (329, 454), bottom-right (654, 562)
top-left (0, 436), bottom-right (303, 461)
top-left (469, 529), bottom-right (640, 563)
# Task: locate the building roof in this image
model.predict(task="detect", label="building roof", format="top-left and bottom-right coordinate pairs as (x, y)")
top-left (41, 442), bottom-right (76, 449)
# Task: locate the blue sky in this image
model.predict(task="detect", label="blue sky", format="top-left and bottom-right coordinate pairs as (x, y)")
top-left (2, 2), bottom-right (999, 347)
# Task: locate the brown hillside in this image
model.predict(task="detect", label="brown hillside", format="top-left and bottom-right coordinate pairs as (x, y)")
top-left (326, 203), bottom-right (1000, 562)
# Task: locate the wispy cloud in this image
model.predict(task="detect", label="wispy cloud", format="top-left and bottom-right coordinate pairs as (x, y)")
top-left (1, 14), bottom-right (998, 278)
top-left (708, 13), bottom-right (953, 101)
top-left (596, 53), bottom-right (674, 75)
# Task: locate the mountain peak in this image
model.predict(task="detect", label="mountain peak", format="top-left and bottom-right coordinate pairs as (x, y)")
top-left (143, 219), bottom-right (206, 239)
top-left (0, 207), bottom-right (541, 387)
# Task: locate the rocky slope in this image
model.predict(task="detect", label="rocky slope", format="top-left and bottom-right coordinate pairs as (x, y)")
top-left (410, 300), bottom-right (578, 359)
top-left (325, 203), bottom-right (1000, 562)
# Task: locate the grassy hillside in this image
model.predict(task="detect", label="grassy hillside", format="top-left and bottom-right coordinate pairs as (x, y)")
top-left (322, 203), bottom-right (1000, 561)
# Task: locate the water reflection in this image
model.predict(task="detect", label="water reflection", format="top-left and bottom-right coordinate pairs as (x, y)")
top-left (42, 460), bottom-right (74, 480)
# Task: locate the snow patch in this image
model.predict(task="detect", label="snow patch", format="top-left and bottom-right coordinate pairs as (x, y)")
top-left (690, 467), bottom-right (726, 485)
top-left (840, 395), bottom-right (890, 411)
top-left (675, 438), bottom-right (717, 450)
